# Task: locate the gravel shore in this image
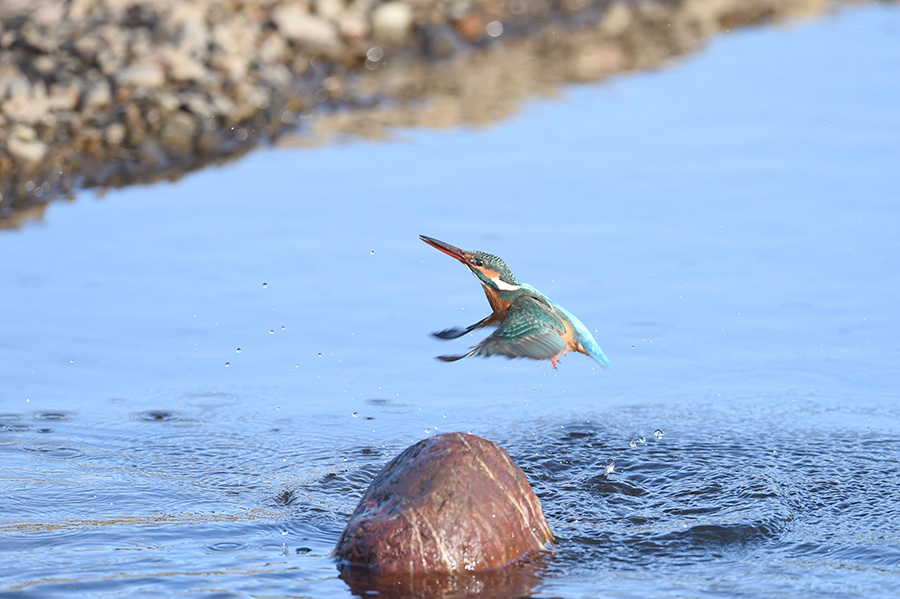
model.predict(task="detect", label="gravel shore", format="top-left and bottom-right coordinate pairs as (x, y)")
top-left (0, 0), bottom-right (875, 225)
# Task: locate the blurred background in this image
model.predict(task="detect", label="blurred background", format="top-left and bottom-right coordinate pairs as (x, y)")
top-left (1, 1), bottom-right (899, 598)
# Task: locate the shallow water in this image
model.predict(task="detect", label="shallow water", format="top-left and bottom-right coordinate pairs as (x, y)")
top-left (2, 4), bottom-right (900, 598)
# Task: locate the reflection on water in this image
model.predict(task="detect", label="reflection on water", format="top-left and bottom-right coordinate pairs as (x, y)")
top-left (340, 558), bottom-right (547, 599)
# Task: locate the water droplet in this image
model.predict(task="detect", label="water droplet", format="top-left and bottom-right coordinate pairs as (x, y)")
top-left (629, 439), bottom-right (636, 448)
top-left (366, 46), bottom-right (384, 62)
top-left (639, 436), bottom-right (646, 444)
top-left (352, 412), bottom-right (358, 418)
top-left (281, 325), bottom-right (286, 330)
top-left (269, 330), bottom-right (275, 334)
top-left (225, 362), bottom-right (230, 367)
top-left (262, 282), bottom-right (268, 288)
top-left (369, 250), bottom-right (375, 255)
top-left (317, 352), bottom-right (323, 358)
top-left (654, 429), bottom-right (664, 439)
top-left (236, 348), bottom-right (242, 353)
top-left (605, 458), bottom-right (615, 475)
top-left (424, 428), bottom-right (431, 433)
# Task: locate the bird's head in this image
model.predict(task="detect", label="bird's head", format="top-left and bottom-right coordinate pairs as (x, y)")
top-left (420, 235), bottom-right (521, 293)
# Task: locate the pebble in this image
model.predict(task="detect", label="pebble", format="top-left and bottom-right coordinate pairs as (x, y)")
top-left (81, 79), bottom-right (112, 110)
top-left (272, 5), bottom-right (341, 52)
top-left (7, 136), bottom-right (48, 167)
top-left (371, 1), bottom-right (414, 43)
top-left (116, 62), bottom-right (166, 88)
top-left (47, 83), bottom-right (81, 111)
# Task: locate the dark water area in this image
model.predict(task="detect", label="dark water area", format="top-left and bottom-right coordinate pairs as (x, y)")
top-left (2, 4), bottom-right (900, 598)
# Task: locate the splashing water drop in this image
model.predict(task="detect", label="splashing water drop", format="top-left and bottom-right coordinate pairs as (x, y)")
top-left (317, 352), bottom-right (323, 358)
top-left (352, 412), bottom-right (358, 418)
top-left (654, 429), bottom-right (664, 439)
top-left (629, 439), bottom-right (637, 448)
top-left (262, 282), bottom-right (268, 288)
top-left (236, 348), bottom-right (242, 353)
top-left (225, 362), bottom-right (230, 367)
top-left (605, 459), bottom-right (615, 475)
top-left (639, 436), bottom-right (646, 444)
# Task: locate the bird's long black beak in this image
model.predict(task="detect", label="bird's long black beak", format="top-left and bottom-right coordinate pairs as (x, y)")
top-left (420, 235), bottom-right (469, 265)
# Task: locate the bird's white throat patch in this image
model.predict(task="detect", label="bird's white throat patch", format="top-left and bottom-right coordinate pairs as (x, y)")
top-left (492, 277), bottom-right (521, 291)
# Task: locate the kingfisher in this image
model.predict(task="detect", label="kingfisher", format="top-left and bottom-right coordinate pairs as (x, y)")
top-left (420, 235), bottom-right (611, 369)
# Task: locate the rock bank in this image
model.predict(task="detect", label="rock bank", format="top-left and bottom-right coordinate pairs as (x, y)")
top-left (0, 0), bottom-right (880, 226)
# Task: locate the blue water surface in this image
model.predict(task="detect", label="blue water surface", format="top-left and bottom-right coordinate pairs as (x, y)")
top-left (1, 4), bottom-right (899, 598)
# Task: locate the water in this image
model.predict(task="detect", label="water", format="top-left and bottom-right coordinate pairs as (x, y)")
top-left (2, 4), bottom-right (900, 597)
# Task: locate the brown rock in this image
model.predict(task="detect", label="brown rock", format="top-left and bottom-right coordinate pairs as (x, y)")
top-left (335, 432), bottom-right (553, 576)
top-left (456, 13), bottom-right (487, 42)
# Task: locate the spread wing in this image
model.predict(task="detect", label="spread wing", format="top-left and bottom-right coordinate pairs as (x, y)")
top-left (432, 313), bottom-right (498, 339)
top-left (438, 295), bottom-right (567, 362)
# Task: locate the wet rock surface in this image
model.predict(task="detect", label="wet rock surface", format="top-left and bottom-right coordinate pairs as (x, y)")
top-left (335, 432), bottom-right (552, 577)
top-left (0, 0), bottom-right (882, 226)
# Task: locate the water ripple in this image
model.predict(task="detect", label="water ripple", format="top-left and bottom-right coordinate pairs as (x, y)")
top-left (502, 419), bottom-right (900, 576)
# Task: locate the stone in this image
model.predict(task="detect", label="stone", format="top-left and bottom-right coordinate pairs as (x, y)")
top-left (165, 49), bottom-right (208, 82)
top-left (455, 13), bottom-right (486, 42)
top-left (7, 136), bottom-right (48, 166)
top-left (335, 432), bottom-right (553, 575)
top-left (372, 1), bottom-right (413, 43)
top-left (337, 11), bottom-right (369, 43)
top-left (600, 1), bottom-right (634, 37)
top-left (421, 23), bottom-right (468, 59)
top-left (47, 83), bottom-right (81, 111)
top-left (316, 0), bottom-right (345, 21)
top-left (105, 122), bottom-right (127, 146)
top-left (257, 32), bottom-right (288, 64)
top-left (1, 77), bottom-right (49, 123)
top-left (82, 79), bottom-right (112, 109)
top-left (271, 5), bottom-right (340, 51)
top-left (116, 62), bottom-right (166, 89)
top-left (160, 112), bottom-right (198, 155)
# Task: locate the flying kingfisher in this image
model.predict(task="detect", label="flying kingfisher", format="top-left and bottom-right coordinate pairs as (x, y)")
top-left (420, 235), bottom-right (611, 369)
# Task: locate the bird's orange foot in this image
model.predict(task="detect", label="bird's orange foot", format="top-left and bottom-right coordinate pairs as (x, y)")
top-left (551, 356), bottom-right (559, 369)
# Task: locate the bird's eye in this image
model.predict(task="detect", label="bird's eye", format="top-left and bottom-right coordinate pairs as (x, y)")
top-left (472, 259), bottom-right (484, 267)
